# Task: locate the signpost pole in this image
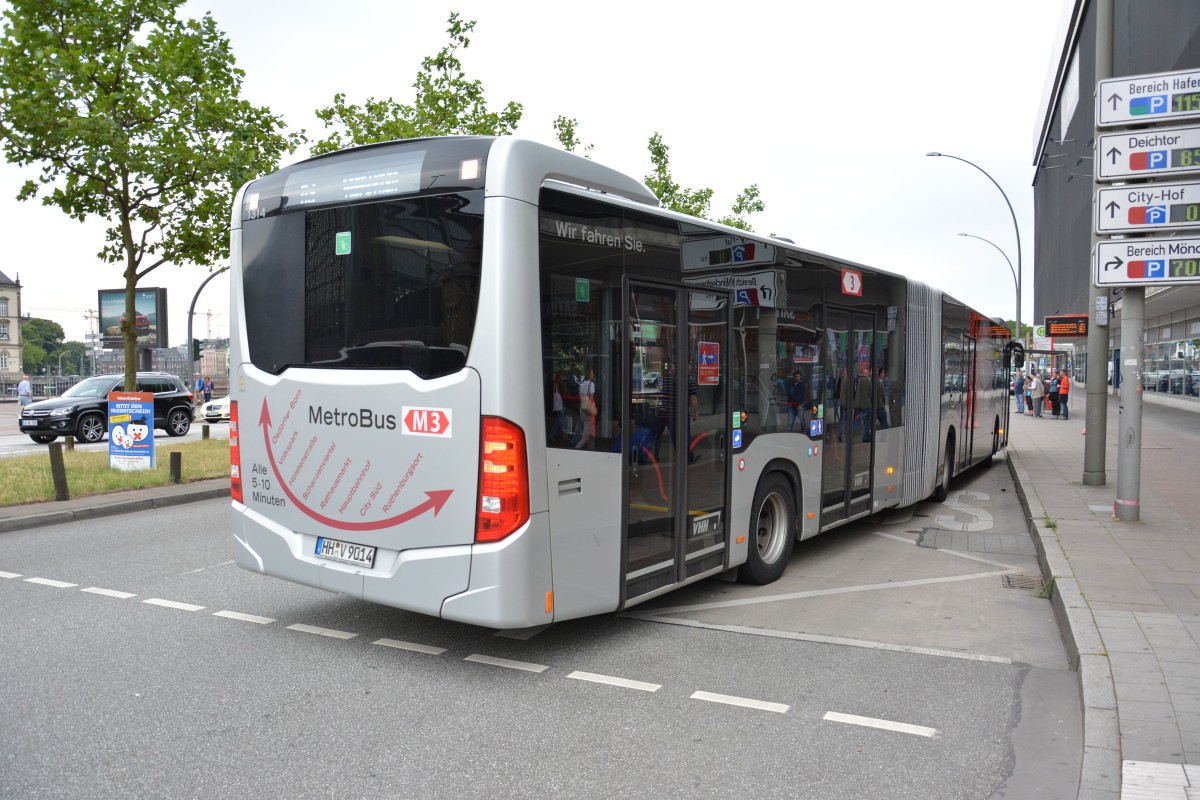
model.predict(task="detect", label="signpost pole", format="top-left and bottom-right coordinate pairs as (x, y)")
top-left (1115, 287), bottom-right (1143, 521)
top-left (1083, 0), bottom-right (1113, 487)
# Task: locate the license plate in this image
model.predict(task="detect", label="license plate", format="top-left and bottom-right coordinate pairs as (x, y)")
top-left (314, 536), bottom-right (376, 568)
top-left (20, 419), bottom-right (38, 428)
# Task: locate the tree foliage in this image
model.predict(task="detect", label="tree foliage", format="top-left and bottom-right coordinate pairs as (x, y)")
top-left (553, 116), bottom-right (593, 158)
top-left (0, 0), bottom-right (303, 387)
top-left (310, 13), bottom-right (522, 155)
top-left (644, 133), bottom-right (764, 232)
top-left (19, 317), bottom-right (65, 375)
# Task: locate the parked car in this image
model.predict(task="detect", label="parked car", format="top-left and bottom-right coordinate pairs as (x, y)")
top-left (18, 372), bottom-right (194, 444)
top-left (120, 312), bottom-right (150, 331)
top-left (202, 395), bottom-right (231, 422)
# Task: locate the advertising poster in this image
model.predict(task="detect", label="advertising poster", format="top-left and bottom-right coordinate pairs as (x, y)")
top-left (98, 287), bottom-right (167, 349)
top-left (697, 341), bottom-right (720, 386)
top-left (108, 392), bottom-right (155, 471)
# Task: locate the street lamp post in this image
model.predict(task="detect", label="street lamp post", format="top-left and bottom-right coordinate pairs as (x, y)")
top-left (957, 233), bottom-right (1019, 341)
top-left (926, 152), bottom-right (1022, 344)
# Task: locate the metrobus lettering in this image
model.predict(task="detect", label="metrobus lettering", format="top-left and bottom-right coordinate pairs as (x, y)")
top-left (309, 405), bottom-right (397, 430)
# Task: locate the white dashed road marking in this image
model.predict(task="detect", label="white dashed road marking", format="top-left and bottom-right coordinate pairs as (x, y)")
top-left (82, 587), bottom-right (137, 599)
top-left (143, 598), bottom-right (205, 611)
top-left (464, 654), bottom-right (549, 673)
top-left (824, 711), bottom-right (940, 739)
top-left (0, 570), bottom-right (22, 579)
top-left (24, 577), bottom-right (77, 588)
top-left (213, 610), bottom-right (275, 625)
top-left (691, 691), bottom-right (789, 714)
top-left (567, 671), bottom-right (662, 692)
top-left (287, 623), bottom-right (357, 640)
top-left (373, 638), bottom-right (446, 655)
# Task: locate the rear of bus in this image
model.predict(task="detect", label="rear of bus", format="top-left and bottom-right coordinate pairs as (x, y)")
top-left (228, 138), bottom-right (545, 627)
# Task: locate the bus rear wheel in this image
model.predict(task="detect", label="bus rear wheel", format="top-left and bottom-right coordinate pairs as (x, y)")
top-left (738, 473), bottom-right (795, 585)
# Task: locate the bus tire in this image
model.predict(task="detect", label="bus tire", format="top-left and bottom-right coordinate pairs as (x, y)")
top-left (738, 473), bottom-right (795, 585)
top-left (933, 437), bottom-right (954, 502)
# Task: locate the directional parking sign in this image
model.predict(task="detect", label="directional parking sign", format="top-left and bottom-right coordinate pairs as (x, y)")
top-left (1096, 125), bottom-right (1200, 181)
top-left (1094, 236), bottom-right (1200, 287)
top-left (1097, 68), bottom-right (1200, 127)
top-left (1095, 180), bottom-right (1200, 234)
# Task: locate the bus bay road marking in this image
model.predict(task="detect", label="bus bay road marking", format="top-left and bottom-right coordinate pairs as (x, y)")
top-left (933, 490), bottom-right (993, 532)
top-left (823, 711), bottom-right (941, 739)
top-left (82, 587), bottom-right (137, 599)
top-left (143, 598), bottom-right (206, 612)
top-left (0, 570), bottom-right (22, 580)
top-left (213, 610), bottom-right (276, 625)
top-left (373, 638), bottom-right (447, 656)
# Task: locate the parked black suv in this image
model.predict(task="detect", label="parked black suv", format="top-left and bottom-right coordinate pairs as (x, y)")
top-left (19, 372), bottom-right (195, 444)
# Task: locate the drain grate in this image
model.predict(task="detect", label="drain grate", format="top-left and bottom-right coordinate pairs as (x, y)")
top-left (1002, 574), bottom-right (1043, 590)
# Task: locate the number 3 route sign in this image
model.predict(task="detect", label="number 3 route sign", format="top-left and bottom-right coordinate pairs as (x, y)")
top-left (841, 269), bottom-right (863, 296)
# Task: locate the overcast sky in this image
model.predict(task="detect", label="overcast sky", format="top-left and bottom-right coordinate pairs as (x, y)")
top-left (2, 0), bottom-right (1071, 344)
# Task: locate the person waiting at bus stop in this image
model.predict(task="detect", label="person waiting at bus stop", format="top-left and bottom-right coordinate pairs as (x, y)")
top-left (655, 362), bottom-right (699, 463)
top-left (785, 370), bottom-right (808, 432)
top-left (1057, 368), bottom-right (1070, 420)
top-left (17, 374), bottom-right (32, 406)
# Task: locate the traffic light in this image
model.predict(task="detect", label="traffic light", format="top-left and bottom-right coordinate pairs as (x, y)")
top-left (192, 338), bottom-right (201, 360)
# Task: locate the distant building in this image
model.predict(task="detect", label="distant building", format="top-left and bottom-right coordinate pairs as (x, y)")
top-left (0, 271), bottom-right (21, 385)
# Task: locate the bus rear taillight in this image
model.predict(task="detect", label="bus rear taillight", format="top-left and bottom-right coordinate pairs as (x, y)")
top-left (230, 400), bottom-right (243, 503)
top-left (476, 416), bottom-right (529, 543)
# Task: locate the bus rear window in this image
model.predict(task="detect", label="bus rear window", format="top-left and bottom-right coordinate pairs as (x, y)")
top-left (242, 191), bottom-right (483, 378)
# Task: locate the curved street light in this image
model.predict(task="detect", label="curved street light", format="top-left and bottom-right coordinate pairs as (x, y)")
top-left (926, 152), bottom-right (1022, 342)
top-left (957, 233), bottom-right (1019, 340)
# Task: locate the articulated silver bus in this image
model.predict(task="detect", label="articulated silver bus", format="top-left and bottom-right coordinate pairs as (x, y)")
top-left (228, 136), bottom-right (1011, 628)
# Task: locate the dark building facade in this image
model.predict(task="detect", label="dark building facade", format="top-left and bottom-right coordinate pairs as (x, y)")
top-left (1034, 0), bottom-right (1200, 402)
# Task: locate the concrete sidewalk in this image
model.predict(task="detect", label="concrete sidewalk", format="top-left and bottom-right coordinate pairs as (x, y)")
top-left (1008, 389), bottom-right (1200, 799)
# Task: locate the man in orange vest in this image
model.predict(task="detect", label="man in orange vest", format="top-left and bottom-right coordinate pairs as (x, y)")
top-left (1057, 368), bottom-right (1070, 421)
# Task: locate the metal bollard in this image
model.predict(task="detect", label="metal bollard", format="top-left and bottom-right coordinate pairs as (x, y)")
top-left (48, 442), bottom-right (70, 501)
top-left (169, 451), bottom-right (182, 484)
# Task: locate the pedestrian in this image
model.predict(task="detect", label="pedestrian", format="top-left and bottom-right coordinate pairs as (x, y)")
top-left (1058, 368), bottom-right (1070, 420)
top-left (1013, 370), bottom-right (1025, 415)
top-left (548, 371), bottom-right (574, 443)
top-left (1047, 371), bottom-right (1061, 418)
top-left (202, 375), bottom-right (213, 403)
top-left (1030, 371), bottom-right (1045, 417)
top-left (785, 370), bottom-right (807, 432)
top-left (1024, 373), bottom-right (1034, 416)
top-left (573, 368), bottom-right (597, 450)
top-left (17, 373), bottom-right (32, 406)
top-left (654, 362), bottom-right (699, 461)
top-left (194, 373), bottom-right (204, 404)
top-left (874, 366), bottom-right (889, 432)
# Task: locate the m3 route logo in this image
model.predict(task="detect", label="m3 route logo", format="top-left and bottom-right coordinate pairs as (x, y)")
top-left (402, 406), bottom-right (452, 437)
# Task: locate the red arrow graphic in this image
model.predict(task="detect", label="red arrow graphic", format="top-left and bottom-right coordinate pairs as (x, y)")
top-left (258, 398), bottom-right (452, 531)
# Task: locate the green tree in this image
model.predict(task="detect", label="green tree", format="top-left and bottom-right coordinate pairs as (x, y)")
top-left (553, 116), bottom-right (593, 158)
top-left (310, 13), bottom-right (522, 155)
top-left (644, 132), bottom-right (764, 231)
top-left (0, 0), bottom-right (303, 389)
top-left (19, 318), bottom-right (66, 375)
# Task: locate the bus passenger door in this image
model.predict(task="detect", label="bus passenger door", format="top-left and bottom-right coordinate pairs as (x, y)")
top-left (960, 335), bottom-right (976, 465)
top-left (820, 308), bottom-right (876, 525)
top-left (621, 282), bottom-right (731, 605)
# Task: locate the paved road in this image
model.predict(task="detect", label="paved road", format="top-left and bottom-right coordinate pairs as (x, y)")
top-left (0, 456), bottom-right (1081, 799)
